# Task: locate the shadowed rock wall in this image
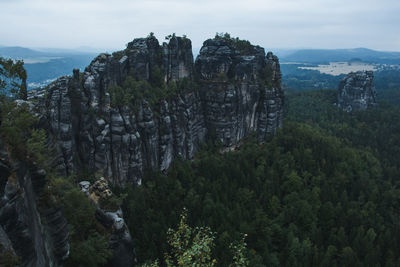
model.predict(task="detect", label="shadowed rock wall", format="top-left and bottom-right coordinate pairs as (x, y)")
top-left (29, 35), bottom-right (284, 186)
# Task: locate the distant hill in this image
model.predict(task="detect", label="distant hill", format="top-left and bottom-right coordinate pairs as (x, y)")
top-left (0, 46), bottom-right (48, 58)
top-left (0, 46), bottom-right (101, 58)
top-left (0, 46), bottom-right (97, 88)
top-left (281, 48), bottom-right (400, 64)
top-left (24, 54), bottom-right (96, 86)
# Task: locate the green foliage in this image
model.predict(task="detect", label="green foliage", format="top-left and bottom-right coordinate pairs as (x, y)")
top-left (214, 33), bottom-right (254, 55)
top-left (99, 193), bottom-right (127, 212)
top-left (107, 71), bottom-right (196, 112)
top-left (229, 234), bottom-right (249, 267)
top-left (150, 66), bottom-right (164, 88)
top-left (74, 167), bottom-right (97, 183)
top-left (108, 83), bottom-right (129, 108)
top-left (165, 208), bottom-right (217, 267)
top-left (0, 57), bottom-right (112, 267)
top-left (0, 100), bottom-right (50, 169)
top-left (62, 188), bottom-right (97, 236)
top-left (378, 88), bottom-right (400, 106)
top-left (280, 63), bottom-right (343, 91)
top-left (27, 128), bottom-right (50, 167)
top-left (259, 64), bottom-right (274, 89)
top-left (0, 101), bottom-right (38, 160)
top-left (280, 63), bottom-right (400, 106)
top-left (0, 59), bottom-right (42, 163)
top-left (47, 176), bottom-right (112, 266)
top-left (122, 91), bottom-right (400, 266)
top-left (141, 259), bottom-right (160, 267)
top-left (140, 209), bottom-right (249, 267)
top-left (68, 231), bottom-right (112, 267)
top-left (0, 57), bottom-right (27, 100)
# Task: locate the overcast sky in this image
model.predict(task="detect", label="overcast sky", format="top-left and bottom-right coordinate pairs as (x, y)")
top-left (1, 0), bottom-right (399, 52)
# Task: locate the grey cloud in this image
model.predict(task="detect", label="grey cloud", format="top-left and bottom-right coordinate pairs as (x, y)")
top-left (0, 0), bottom-right (398, 51)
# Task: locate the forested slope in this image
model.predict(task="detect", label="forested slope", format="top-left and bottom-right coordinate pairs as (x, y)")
top-left (121, 90), bottom-right (400, 266)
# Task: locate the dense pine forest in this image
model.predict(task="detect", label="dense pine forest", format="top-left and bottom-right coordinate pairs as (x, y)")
top-left (1, 0), bottom-right (399, 263)
top-left (119, 90), bottom-right (400, 266)
top-left (2, 56), bottom-right (400, 266)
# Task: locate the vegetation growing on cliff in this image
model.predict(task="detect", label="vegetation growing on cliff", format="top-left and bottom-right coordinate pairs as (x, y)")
top-left (214, 33), bottom-right (254, 56)
top-left (0, 59), bottom-right (112, 267)
top-left (0, 57), bottom-right (27, 100)
top-left (259, 64), bottom-right (275, 89)
top-left (108, 70), bottom-right (197, 111)
top-left (0, 57), bottom-right (40, 160)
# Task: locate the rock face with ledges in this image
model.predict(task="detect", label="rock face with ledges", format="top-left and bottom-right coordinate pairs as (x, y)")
top-left (337, 70), bottom-right (378, 111)
top-left (195, 38), bottom-right (283, 146)
top-left (29, 35), bottom-right (284, 185)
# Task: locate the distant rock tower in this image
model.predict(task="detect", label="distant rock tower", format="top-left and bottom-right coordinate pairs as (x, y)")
top-left (337, 71), bottom-right (378, 111)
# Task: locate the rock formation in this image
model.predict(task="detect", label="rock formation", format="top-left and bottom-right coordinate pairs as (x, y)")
top-left (0, 34), bottom-right (283, 266)
top-left (0, 136), bottom-right (69, 266)
top-left (79, 178), bottom-right (136, 266)
top-left (28, 35), bottom-right (284, 186)
top-left (337, 70), bottom-right (378, 111)
top-left (195, 38), bottom-right (283, 146)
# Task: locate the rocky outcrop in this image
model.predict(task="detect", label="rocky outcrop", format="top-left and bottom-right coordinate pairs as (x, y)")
top-left (337, 70), bottom-right (378, 111)
top-left (163, 36), bottom-right (193, 82)
top-left (79, 178), bottom-right (136, 266)
top-left (195, 38), bottom-right (283, 146)
top-left (0, 137), bottom-right (69, 266)
top-left (29, 35), bottom-right (284, 186)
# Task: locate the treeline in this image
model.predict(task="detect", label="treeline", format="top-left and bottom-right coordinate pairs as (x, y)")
top-left (281, 64), bottom-right (400, 106)
top-left (119, 90), bottom-right (400, 266)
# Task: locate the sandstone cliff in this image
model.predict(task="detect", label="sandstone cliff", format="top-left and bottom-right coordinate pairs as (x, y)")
top-left (0, 136), bottom-right (69, 266)
top-left (337, 70), bottom-right (378, 111)
top-left (29, 35), bottom-right (284, 186)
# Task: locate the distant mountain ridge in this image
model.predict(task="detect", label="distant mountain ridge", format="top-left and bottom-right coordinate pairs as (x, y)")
top-left (0, 46), bottom-right (49, 58)
top-left (0, 45), bottom-right (97, 88)
top-left (0, 46), bottom-right (99, 58)
top-left (280, 48), bottom-right (400, 64)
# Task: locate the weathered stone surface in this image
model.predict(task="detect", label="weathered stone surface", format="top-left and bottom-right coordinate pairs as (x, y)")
top-left (337, 70), bottom-right (378, 111)
top-left (0, 136), bottom-right (69, 266)
top-left (28, 35), bottom-right (284, 186)
top-left (195, 38), bottom-right (284, 145)
top-left (163, 36), bottom-right (193, 82)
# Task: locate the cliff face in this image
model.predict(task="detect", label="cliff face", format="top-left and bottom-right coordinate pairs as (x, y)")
top-left (195, 38), bottom-right (283, 147)
top-left (0, 137), bottom-right (69, 267)
top-left (29, 35), bottom-right (284, 186)
top-left (337, 71), bottom-right (378, 111)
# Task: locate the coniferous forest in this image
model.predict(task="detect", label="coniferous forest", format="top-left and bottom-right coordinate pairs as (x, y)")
top-left (2, 47), bottom-right (400, 267)
top-left (2, 0), bottom-right (400, 264)
top-left (119, 90), bottom-right (400, 266)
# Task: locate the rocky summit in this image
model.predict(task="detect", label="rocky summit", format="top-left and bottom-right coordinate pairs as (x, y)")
top-left (337, 70), bottom-right (378, 111)
top-left (28, 34), bottom-right (284, 186)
